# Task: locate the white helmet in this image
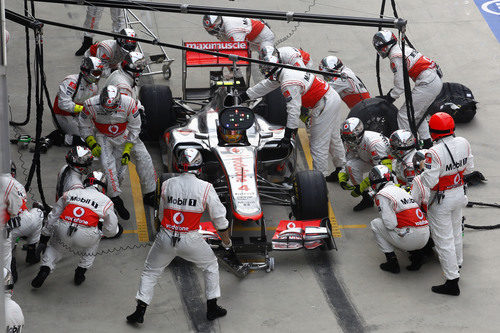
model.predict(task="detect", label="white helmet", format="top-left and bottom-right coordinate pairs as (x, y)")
top-left (83, 171), bottom-right (108, 194)
top-left (66, 146), bottom-right (93, 174)
top-left (99, 85), bottom-right (121, 112)
top-left (203, 15), bottom-right (223, 36)
top-left (259, 46), bottom-right (280, 79)
top-left (116, 28), bottom-right (138, 53)
top-left (369, 165), bottom-right (394, 192)
top-left (341, 117), bottom-right (364, 151)
top-left (389, 129), bottom-right (417, 160)
top-left (80, 56), bottom-right (103, 84)
top-left (176, 148), bottom-right (203, 175)
top-left (122, 51), bottom-right (146, 79)
top-left (373, 30), bottom-right (398, 58)
top-left (319, 55), bottom-right (344, 82)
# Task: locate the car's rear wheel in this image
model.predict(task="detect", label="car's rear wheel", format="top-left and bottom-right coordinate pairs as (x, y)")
top-left (139, 85), bottom-right (175, 142)
top-left (348, 97), bottom-right (398, 137)
top-left (292, 170), bottom-right (329, 220)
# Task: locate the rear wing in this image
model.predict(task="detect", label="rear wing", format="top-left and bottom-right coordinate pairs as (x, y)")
top-left (182, 41), bottom-right (251, 100)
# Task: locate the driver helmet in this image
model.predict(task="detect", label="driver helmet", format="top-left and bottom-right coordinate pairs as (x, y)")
top-left (412, 149), bottom-right (428, 175)
top-left (369, 165), bottom-right (394, 193)
top-left (66, 146), bottom-right (93, 174)
top-left (259, 46), bottom-right (280, 80)
top-left (116, 28), bottom-right (137, 53)
top-left (373, 30), bottom-right (398, 58)
top-left (389, 129), bottom-right (417, 160)
top-left (203, 15), bottom-right (223, 36)
top-left (318, 55), bottom-right (344, 82)
top-left (83, 171), bottom-right (107, 194)
top-left (81, 56), bottom-right (103, 84)
top-left (341, 117), bottom-right (364, 151)
top-left (177, 148), bottom-right (203, 175)
top-left (122, 51), bottom-right (146, 79)
top-left (219, 126), bottom-right (244, 144)
top-left (99, 85), bottom-right (121, 112)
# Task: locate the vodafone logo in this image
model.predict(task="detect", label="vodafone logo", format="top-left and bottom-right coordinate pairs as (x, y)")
top-left (416, 208), bottom-right (424, 220)
top-left (454, 173), bottom-right (461, 184)
top-left (287, 222), bottom-right (296, 229)
top-left (173, 212), bottom-right (184, 225)
top-left (73, 207), bottom-right (85, 217)
top-left (108, 125), bottom-right (119, 134)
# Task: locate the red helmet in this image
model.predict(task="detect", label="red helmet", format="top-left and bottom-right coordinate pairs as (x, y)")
top-left (429, 112), bottom-right (455, 141)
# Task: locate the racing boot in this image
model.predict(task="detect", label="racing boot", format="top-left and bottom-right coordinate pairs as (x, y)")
top-left (25, 243), bottom-right (40, 264)
top-left (102, 223), bottom-right (123, 240)
top-left (432, 278), bottom-right (460, 296)
top-left (111, 196), bottom-right (130, 220)
top-left (10, 255), bottom-right (18, 284)
top-left (353, 191), bottom-right (374, 212)
top-left (380, 252), bottom-right (400, 274)
top-left (206, 298), bottom-right (227, 321)
top-left (127, 300), bottom-right (148, 324)
top-left (422, 139), bottom-right (433, 149)
top-left (406, 250), bottom-right (425, 271)
top-left (74, 266), bottom-right (87, 285)
top-left (31, 265), bottom-right (50, 288)
top-left (75, 36), bottom-right (93, 56)
top-left (143, 191), bottom-right (157, 208)
top-left (325, 167), bottom-right (342, 183)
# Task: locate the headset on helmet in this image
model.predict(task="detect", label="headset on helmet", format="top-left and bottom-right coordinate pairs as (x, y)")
top-left (84, 171), bottom-right (108, 194)
top-left (202, 15), bottom-right (223, 36)
top-left (66, 146), bottom-right (93, 174)
top-left (122, 51), bottom-right (146, 79)
top-left (319, 55), bottom-right (344, 82)
top-left (369, 165), bottom-right (394, 192)
top-left (80, 56), bottom-right (103, 84)
top-left (389, 129), bottom-right (417, 160)
top-left (259, 46), bottom-right (280, 79)
top-left (373, 30), bottom-right (398, 58)
top-left (176, 148), bottom-right (203, 175)
top-left (100, 85), bottom-right (121, 112)
top-left (429, 112), bottom-right (455, 141)
top-left (412, 149), bottom-right (428, 175)
top-left (341, 117), bottom-right (365, 150)
top-left (116, 28), bottom-right (137, 52)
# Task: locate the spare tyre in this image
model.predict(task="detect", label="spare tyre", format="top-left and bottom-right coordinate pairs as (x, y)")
top-left (292, 170), bottom-right (329, 220)
top-left (256, 88), bottom-right (288, 126)
top-left (348, 97), bottom-right (399, 137)
top-left (427, 82), bottom-right (477, 123)
top-left (139, 85), bottom-right (175, 142)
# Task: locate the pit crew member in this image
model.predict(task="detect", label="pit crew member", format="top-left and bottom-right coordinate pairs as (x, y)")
top-left (1, 174), bottom-right (23, 274)
top-left (104, 51), bottom-right (146, 100)
top-left (4, 269), bottom-right (24, 332)
top-left (55, 146), bottom-right (93, 202)
top-left (390, 129), bottom-right (418, 186)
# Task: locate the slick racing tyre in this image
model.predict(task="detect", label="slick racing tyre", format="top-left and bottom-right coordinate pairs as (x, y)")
top-left (256, 88), bottom-right (288, 126)
top-left (427, 82), bottom-right (477, 123)
top-left (139, 85), bottom-right (175, 142)
top-left (292, 170), bottom-right (329, 220)
top-left (348, 97), bottom-right (398, 137)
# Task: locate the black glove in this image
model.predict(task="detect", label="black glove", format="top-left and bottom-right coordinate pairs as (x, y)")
top-left (35, 234), bottom-right (50, 257)
top-left (382, 93), bottom-right (395, 104)
top-left (278, 127), bottom-right (296, 150)
top-left (239, 91), bottom-right (250, 103)
top-left (464, 171), bottom-right (486, 186)
top-left (5, 216), bottom-right (21, 234)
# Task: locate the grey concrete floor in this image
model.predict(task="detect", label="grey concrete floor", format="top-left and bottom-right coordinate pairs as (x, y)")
top-left (4, 0), bottom-right (500, 332)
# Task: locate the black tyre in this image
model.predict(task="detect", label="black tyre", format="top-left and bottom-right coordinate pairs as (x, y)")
top-left (257, 88), bottom-right (288, 126)
top-left (293, 170), bottom-right (329, 220)
top-left (427, 82), bottom-right (477, 123)
top-left (139, 85), bottom-right (175, 142)
top-left (348, 97), bottom-right (399, 137)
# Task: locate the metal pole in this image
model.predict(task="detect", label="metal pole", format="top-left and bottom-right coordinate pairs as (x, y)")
top-left (0, 0), bottom-right (9, 328)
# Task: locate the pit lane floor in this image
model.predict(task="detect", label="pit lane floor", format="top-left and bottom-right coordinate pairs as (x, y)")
top-left (5, 0), bottom-right (500, 332)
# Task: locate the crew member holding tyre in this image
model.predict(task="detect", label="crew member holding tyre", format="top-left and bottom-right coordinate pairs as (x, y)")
top-left (369, 165), bottom-right (430, 273)
top-left (339, 117), bottom-right (392, 211)
top-left (48, 56), bottom-right (102, 147)
top-left (373, 30), bottom-right (443, 149)
top-left (127, 149), bottom-right (233, 324)
top-left (420, 112), bottom-right (473, 296)
top-left (79, 85), bottom-right (157, 220)
top-left (241, 47), bottom-right (345, 177)
top-left (202, 15), bottom-right (274, 52)
top-left (31, 172), bottom-right (121, 289)
top-left (390, 129), bottom-right (418, 186)
top-left (319, 55), bottom-right (371, 109)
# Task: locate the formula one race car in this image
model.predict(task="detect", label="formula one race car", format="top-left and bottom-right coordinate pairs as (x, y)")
top-left (139, 41), bottom-right (336, 275)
